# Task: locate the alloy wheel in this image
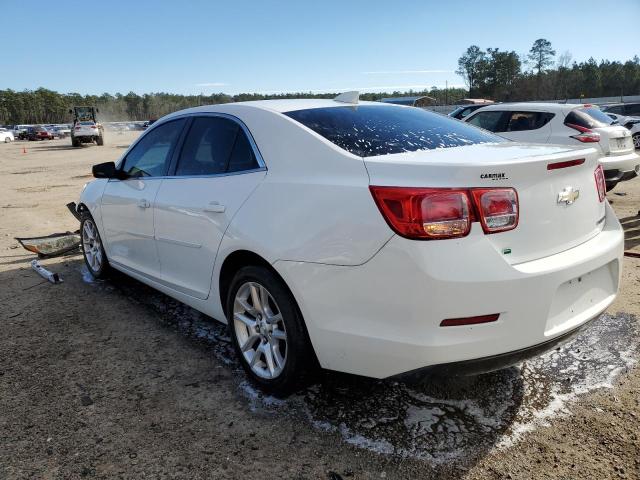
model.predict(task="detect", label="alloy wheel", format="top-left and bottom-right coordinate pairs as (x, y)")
top-left (82, 220), bottom-right (103, 273)
top-left (233, 282), bottom-right (288, 379)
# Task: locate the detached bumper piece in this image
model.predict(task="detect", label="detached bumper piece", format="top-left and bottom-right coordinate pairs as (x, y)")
top-left (31, 260), bottom-right (63, 284)
top-left (16, 232), bottom-right (80, 257)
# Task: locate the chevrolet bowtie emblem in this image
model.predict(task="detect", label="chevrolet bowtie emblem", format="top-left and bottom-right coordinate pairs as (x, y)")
top-left (557, 186), bottom-right (580, 205)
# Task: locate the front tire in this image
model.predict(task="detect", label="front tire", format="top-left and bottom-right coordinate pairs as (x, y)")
top-left (81, 212), bottom-right (110, 279)
top-left (226, 265), bottom-right (316, 396)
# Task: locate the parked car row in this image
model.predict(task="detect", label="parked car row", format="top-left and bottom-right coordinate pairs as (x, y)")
top-left (454, 102), bottom-right (640, 191)
top-left (0, 123), bottom-right (73, 141)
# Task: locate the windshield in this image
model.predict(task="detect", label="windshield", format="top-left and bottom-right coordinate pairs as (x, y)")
top-left (284, 105), bottom-right (504, 157)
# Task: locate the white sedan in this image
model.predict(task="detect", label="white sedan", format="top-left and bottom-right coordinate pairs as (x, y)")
top-left (76, 94), bottom-right (623, 394)
top-left (0, 128), bottom-right (14, 143)
top-left (606, 112), bottom-right (640, 150)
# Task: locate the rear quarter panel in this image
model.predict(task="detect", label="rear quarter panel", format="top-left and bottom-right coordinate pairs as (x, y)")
top-left (217, 105), bottom-right (394, 267)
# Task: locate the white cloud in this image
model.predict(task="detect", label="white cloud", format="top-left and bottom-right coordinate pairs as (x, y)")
top-left (362, 70), bottom-right (454, 75)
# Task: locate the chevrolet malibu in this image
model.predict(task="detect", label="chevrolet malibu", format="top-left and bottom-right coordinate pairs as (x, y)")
top-left (76, 94), bottom-right (624, 395)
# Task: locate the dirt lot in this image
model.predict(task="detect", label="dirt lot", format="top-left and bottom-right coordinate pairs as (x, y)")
top-left (1, 133), bottom-right (639, 479)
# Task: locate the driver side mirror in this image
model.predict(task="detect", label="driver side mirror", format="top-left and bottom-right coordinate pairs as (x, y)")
top-left (92, 162), bottom-right (126, 179)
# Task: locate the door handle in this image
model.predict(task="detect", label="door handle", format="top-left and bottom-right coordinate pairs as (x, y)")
top-left (137, 199), bottom-right (151, 209)
top-left (203, 201), bottom-right (226, 213)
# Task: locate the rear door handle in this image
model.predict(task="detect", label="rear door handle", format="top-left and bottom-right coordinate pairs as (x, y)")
top-left (203, 201), bottom-right (226, 213)
top-left (137, 199), bottom-right (151, 209)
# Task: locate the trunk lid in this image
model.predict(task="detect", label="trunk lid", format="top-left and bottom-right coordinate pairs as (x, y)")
top-left (364, 143), bottom-right (605, 265)
top-left (593, 125), bottom-right (634, 156)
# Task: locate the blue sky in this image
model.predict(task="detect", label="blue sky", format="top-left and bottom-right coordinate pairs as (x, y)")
top-left (1, 0), bottom-right (638, 95)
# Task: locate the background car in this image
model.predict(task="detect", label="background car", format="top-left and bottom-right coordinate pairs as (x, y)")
top-left (448, 104), bottom-right (491, 120)
top-left (0, 128), bottom-right (15, 143)
top-left (605, 113), bottom-right (640, 150)
top-left (463, 102), bottom-right (640, 190)
top-left (76, 97), bottom-right (623, 395)
top-left (27, 126), bottom-right (54, 141)
top-left (52, 125), bottom-right (71, 138)
top-left (600, 102), bottom-right (640, 117)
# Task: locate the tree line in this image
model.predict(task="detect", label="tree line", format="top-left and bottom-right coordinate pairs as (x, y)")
top-left (0, 87), bottom-right (469, 125)
top-left (456, 39), bottom-right (640, 102)
top-left (2, 38), bottom-right (638, 125)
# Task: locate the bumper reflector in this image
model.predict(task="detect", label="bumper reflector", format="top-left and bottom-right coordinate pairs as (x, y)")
top-left (440, 313), bottom-right (500, 327)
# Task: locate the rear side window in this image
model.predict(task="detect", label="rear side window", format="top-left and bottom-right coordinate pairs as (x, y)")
top-left (506, 112), bottom-right (554, 132)
top-left (122, 119), bottom-right (186, 177)
top-left (565, 108), bottom-right (614, 129)
top-left (175, 116), bottom-right (259, 176)
top-left (466, 111), bottom-right (507, 132)
top-left (284, 105), bottom-right (504, 157)
top-left (625, 103), bottom-right (640, 116)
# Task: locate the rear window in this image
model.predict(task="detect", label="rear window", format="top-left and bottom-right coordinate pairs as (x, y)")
top-left (80, 121), bottom-right (95, 126)
top-left (284, 105), bottom-right (504, 157)
top-left (565, 107), bottom-right (614, 128)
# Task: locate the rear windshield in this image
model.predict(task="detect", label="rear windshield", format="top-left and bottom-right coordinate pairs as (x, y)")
top-left (80, 121), bottom-right (95, 126)
top-left (565, 107), bottom-right (614, 129)
top-left (284, 105), bottom-right (504, 157)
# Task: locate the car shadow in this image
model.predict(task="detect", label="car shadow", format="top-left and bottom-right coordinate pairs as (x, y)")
top-left (619, 214), bottom-right (640, 251)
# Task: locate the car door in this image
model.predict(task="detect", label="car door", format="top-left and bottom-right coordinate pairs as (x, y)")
top-left (100, 118), bottom-right (186, 279)
top-left (153, 115), bottom-right (266, 299)
top-left (499, 111), bottom-right (554, 143)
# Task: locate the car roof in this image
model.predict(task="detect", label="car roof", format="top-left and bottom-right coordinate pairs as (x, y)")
top-left (468, 102), bottom-right (594, 114)
top-left (166, 98), bottom-right (389, 119)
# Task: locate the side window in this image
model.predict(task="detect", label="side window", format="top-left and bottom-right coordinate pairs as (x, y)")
top-left (506, 112), bottom-right (554, 131)
top-left (227, 128), bottom-right (259, 173)
top-left (176, 117), bottom-right (239, 176)
top-left (175, 116), bottom-right (260, 176)
top-left (625, 104), bottom-right (640, 116)
top-left (122, 119), bottom-right (185, 177)
top-left (467, 111), bottom-right (506, 132)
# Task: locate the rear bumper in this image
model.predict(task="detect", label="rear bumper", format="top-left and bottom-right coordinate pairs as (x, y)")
top-left (391, 316), bottom-right (592, 381)
top-left (600, 151), bottom-right (640, 179)
top-left (275, 202), bottom-right (624, 379)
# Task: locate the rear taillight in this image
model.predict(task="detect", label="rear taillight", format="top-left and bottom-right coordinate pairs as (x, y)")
top-left (594, 165), bottom-right (606, 202)
top-left (566, 122), bottom-right (601, 143)
top-left (369, 186), bottom-right (519, 240)
top-left (75, 126), bottom-right (81, 130)
top-left (470, 188), bottom-right (519, 233)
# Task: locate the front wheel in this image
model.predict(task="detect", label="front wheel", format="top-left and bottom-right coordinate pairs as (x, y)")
top-left (227, 266), bottom-right (316, 396)
top-left (81, 212), bottom-right (110, 279)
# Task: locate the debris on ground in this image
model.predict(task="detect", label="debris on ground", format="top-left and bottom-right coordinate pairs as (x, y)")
top-left (31, 259), bottom-right (63, 284)
top-left (16, 231), bottom-right (80, 257)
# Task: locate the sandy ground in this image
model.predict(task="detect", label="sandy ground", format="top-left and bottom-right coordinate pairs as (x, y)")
top-left (0, 133), bottom-right (639, 479)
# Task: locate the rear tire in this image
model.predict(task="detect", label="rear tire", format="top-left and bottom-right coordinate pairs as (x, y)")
top-left (80, 212), bottom-right (110, 279)
top-left (72, 137), bottom-right (80, 147)
top-left (226, 265), bottom-right (316, 396)
top-left (633, 133), bottom-right (640, 150)
top-left (96, 135), bottom-right (104, 146)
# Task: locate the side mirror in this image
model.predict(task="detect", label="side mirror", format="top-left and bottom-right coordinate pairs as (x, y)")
top-left (92, 162), bottom-right (125, 179)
